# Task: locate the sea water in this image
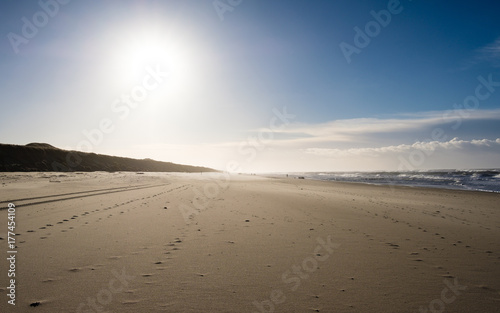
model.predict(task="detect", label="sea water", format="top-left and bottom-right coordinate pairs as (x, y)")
top-left (280, 169), bottom-right (500, 193)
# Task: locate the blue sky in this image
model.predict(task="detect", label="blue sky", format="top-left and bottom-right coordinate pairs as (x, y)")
top-left (0, 0), bottom-right (499, 172)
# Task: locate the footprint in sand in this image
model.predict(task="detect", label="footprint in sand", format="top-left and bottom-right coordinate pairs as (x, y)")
top-left (42, 278), bottom-right (57, 283)
top-left (386, 243), bottom-right (400, 249)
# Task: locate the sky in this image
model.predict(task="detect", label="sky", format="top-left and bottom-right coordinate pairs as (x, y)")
top-left (0, 0), bottom-right (499, 173)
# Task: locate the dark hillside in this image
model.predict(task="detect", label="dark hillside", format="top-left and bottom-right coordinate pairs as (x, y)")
top-left (0, 143), bottom-right (218, 173)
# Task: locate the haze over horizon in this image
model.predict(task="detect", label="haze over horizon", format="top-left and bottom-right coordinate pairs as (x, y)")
top-left (1, 0), bottom-right (500, 173)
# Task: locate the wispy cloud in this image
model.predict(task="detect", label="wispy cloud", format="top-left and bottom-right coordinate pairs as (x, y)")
top-left (460, 36), bottom-right (500, 70)
top-left (251, 109), bottom-right (500, 148)
top-left (477, 37), bottom-right (500, 66)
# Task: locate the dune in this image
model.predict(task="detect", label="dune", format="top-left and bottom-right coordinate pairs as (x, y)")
top-left (0, 143), bottom-right (217, 173)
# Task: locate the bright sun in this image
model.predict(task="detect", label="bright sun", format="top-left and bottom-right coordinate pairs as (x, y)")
top-left (112, 26), bottom-right (190, 86)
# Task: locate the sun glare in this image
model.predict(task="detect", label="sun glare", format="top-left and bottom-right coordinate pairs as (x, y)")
top-left (111, 26), bottom-right (191, 87)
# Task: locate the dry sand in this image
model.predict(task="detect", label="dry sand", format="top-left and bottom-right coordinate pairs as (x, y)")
top-left (0, 172), bottom-right (499, 312)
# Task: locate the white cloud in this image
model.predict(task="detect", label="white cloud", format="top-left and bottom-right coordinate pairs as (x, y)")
top-left (250, 109), bottom-right (500, 148)
top-left (304, 138), bottom-right (500, 158)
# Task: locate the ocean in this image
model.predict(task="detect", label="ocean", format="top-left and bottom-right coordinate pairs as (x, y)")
top-left (278, 169), bottom-right (500, 193)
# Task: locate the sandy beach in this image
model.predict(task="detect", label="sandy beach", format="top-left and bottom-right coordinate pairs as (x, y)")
top-left (0, 172), bottom-right (499, 312)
